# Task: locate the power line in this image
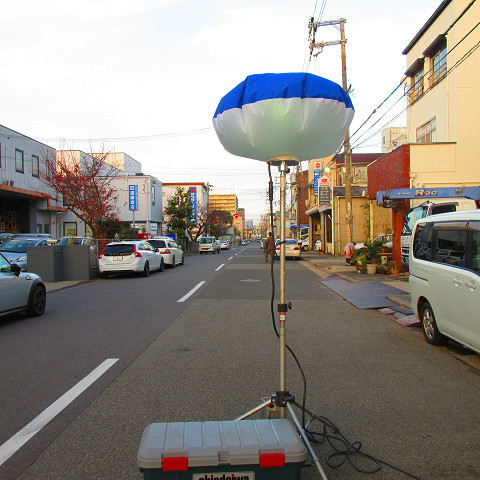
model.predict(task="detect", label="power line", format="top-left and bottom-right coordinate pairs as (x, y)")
top-left (36, 127), bottom-right (214, 144)
top-left (350, 17), bottom-right (480, 150)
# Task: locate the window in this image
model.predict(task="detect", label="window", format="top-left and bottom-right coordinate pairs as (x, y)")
top-left (413, 224), bottom-right (433, 261)
top-left (32, 155), bottom-right (39, 177)
top-left (435, 227), bottom-right (467, 267)
top-left (432, 43), bottom-right (447, 84)
top-left (416, 118), bottom-right (436, 143)
top-left (63, 222), bottom-right (77, 236)
top-left (470, 221), bottom-right (480, 273)
top-left (15, 149), bottom-right (24, 173)
top-left (413, 66), bottom-right (424, 99)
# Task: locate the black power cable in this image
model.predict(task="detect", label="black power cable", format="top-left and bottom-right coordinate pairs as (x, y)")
top-left (266, 165), bottom-right (424, 480)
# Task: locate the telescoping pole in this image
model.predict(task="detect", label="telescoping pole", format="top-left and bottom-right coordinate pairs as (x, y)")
top-left (279, 160), bottom-right (287, 418)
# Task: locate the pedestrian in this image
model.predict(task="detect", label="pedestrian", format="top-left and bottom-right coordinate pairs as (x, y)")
top-left (343, 241), bottom-right (356, 265)
top-left (265, 232), bottom-right (275, 262)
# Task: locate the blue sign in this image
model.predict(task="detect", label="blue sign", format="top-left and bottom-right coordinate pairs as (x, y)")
top-left (188, 187), bottom-right (197, 222)
top-left (129, 185), bottom-right (138, 211)
top-left (314, 169), bottom-right (322, 194)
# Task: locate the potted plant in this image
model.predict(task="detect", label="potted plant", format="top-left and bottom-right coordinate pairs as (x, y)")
top-left (363, 239), bottom-right (384, 274)
top-left (353, 252), bottom-right (367, 273)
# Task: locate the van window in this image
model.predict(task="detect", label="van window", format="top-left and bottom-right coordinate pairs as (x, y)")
top-left (470, 222), bottom-right (480, 273)
top-left (413, 224), bottom-right (433, 261)
top-left (435, 228), bottom-right (467, 267)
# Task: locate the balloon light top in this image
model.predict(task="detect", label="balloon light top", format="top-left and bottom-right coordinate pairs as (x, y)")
top-left (213, 72), bottom-right (354, 163)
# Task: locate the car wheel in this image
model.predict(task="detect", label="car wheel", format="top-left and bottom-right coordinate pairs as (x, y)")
top-left (171, 256), bottom-right (176, 268)
top-left (142, 261), bottom-right (150, 277)
top-left (100, 272), bottom-right (109, 279)
top-left (26, 284), bottom-right (46, 317)
top-left (420, 301), bottom-right (448, 346)
top-left (159, 259), bottom-right (165, 272)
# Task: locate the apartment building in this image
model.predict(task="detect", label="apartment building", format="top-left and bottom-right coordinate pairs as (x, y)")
top-left (402, 0), bottom-right (480, 190)
top-left (209, 194), bottom-right (238, 215)
top-left (368, 0), bottom-right (480, 266)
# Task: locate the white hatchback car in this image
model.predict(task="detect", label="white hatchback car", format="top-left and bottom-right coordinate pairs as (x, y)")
top-left (0, 253), bottom-right (46, 318)
top-left (149, 237), bottom-right (184, 268)
top-left (98, 240), bottom-right (164, 278)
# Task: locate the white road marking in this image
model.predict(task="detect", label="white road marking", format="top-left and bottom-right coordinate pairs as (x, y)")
top-left (177, 281), bottom-right (206, 302)
top-left (228, 256), bottom-right (234, 260)
top-left (215, 264), bottom-right (225, 271)
top-left (0, 358), bottom-right (119, 467)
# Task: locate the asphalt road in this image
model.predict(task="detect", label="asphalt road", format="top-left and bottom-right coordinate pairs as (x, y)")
top-left (2, 243), bottom-right (480, 480)
top-left (0, 245), bottom-right (242, 480)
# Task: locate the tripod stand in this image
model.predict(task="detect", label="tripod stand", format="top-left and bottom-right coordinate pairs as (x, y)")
top-left (235, 159), bottom-right (329, 480)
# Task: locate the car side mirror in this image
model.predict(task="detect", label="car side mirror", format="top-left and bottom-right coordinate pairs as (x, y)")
top-left (11, 263), bottom-right (21, 277)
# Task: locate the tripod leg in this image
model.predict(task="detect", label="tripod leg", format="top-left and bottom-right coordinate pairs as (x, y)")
top-left (287, 402), bottom-right (329, 480)
top-left (234, 399), bottom-right (272, 421)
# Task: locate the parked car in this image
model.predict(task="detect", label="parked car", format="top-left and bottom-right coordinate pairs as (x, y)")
top-left (0, 233), bottom-right (14, 244)
top-left (241, 239), bottom-right (248, 245)
top-left (260, 238), bottom-right (267, 249)
top-left (58, 236), bottom-right (94, 246)
top-left (98, 240), bottom-right (164, 278)
top-left (409, 210), bottom-right (480, 353)
top-left (354, 234), bottom-right (393, 251)
top-left (12, 233), bottom-right (52, 239)
top-left (0, 237), bottom-right (50, 271)
top-left (275, 238), bottom-right (302, 259)
top-left (198, 236), bottom-right (221, 254)
top-left (149, 237), bottom-right (184, 268)
top-left (0, 253), bottom-right (46, 318)
top-left (220, 240), bottom-right (231, 250)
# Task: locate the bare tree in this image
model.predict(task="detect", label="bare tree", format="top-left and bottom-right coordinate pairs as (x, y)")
top-left (40, 148), bottom-right (121, 238)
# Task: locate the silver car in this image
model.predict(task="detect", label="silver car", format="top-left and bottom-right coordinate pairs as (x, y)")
top-left (0, 253), bottom-right (46, 318)
top-left (0, 237), bottom-right (49, 271)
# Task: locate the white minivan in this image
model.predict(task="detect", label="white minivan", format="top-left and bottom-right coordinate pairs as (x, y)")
top-left (409, 210), bottom-right (480, 353)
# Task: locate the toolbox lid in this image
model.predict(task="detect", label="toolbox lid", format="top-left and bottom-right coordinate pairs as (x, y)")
top-left (137, 419), bottom-right (306, 469)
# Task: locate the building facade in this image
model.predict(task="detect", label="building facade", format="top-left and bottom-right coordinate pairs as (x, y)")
top-left (0, 124), bottom-right (66, 235)
top-left (403, 0), bottom-right (480, 190)
top-left (209, 194), bottom-right (238, 215)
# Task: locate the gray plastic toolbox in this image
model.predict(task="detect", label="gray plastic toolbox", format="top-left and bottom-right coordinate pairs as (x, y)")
top-left (137, 419), bottom-right (307, 479)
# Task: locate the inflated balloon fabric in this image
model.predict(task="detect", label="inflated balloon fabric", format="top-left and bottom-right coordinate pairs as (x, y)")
top-left (213, 72), bottom-right (354, 162)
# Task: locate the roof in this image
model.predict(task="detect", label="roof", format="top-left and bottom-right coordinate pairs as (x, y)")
top-left (402, 0), bottom-right (451, 55)
top-left (334, 153), bottom-right (385, 165)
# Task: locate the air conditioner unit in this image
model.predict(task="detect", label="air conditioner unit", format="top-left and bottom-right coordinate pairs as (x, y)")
top-left (4, 180), bottom-right (14, 187)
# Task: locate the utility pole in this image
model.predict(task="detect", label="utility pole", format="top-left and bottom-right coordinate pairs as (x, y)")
top-left (296, 165), bottom-right (301, 244)
top-left (309, 17), bottom-right (354, 244)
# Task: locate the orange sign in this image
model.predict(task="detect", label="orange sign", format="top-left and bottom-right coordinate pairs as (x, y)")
top-left (314, 162), bottom-right (322, 169)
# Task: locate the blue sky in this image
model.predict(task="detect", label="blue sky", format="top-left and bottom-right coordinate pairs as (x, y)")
top-left (1, 0), bottom-right (441, 221)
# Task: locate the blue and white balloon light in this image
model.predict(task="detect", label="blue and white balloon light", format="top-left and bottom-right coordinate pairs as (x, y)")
top-left (213, 72), bottom-right (354, 162)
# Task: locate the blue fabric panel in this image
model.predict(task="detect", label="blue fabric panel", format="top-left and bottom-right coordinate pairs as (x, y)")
top-left (213, 72), bottom-right (353, 119)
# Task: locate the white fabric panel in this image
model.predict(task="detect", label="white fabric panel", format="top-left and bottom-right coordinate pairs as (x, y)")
top-left (212, 97), bottom-right (354, 162)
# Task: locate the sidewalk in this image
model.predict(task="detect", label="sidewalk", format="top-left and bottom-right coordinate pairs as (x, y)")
top-left (45, 279), bottom-right (96, 293)
top-left (301, 250), bottom-right (414, 317)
